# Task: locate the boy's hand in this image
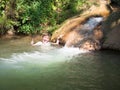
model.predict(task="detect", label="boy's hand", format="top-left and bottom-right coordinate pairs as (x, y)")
top-left (31, 38), bottom-right (34, 45)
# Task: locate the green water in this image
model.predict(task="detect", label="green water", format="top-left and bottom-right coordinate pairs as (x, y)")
top-left (0, 38), bottom-right (120, 90)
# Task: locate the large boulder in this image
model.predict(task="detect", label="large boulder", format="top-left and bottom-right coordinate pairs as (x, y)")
top-left (51, 0), bottom-right (111, 51)
top-left (102, 11), bottom-right (120, 50)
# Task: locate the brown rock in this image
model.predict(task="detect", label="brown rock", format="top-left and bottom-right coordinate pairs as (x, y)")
top-left (103, 25), bottom-right (120, 50)
top-left (51, 1), bottom-right (111, 51)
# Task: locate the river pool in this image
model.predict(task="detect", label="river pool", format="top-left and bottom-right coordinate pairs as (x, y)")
top-left (0, 38), bottom-right (120, 90)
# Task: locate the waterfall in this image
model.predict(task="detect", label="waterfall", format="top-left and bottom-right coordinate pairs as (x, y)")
top-left (82, 17), bottom-right (103, 31)
top-left (64, 17), bottom-right (103, 50)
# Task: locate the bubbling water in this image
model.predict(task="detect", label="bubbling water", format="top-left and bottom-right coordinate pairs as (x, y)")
top-left (0, 47), bottom-right (88, 68)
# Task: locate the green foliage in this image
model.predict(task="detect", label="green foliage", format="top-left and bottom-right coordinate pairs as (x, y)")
top-left (0, 0), bottom-right (20, 35)
top-left (0, 0), bottom-right (89, 35)
top-left (16, 0), bottom-right (57, 34)
top-left (0, 12), bottom-right (19, 34)
top-left (0, 0), bottom-right (7, 16)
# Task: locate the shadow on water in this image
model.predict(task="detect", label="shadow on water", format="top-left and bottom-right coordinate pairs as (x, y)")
top-left (0, 39), bottom-right (120, 90)
top-left (66, 50), bottom-right (120, 90)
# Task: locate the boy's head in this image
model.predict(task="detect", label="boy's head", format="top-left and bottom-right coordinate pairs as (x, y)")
top-left (42, 33), bottom-right (50, 43)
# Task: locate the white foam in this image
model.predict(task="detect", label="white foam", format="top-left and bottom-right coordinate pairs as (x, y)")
top-left (0, 47), bottom-right (88, 66)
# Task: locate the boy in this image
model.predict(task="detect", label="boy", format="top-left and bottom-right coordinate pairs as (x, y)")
top-left (31, 33), bottom-right (60, 46)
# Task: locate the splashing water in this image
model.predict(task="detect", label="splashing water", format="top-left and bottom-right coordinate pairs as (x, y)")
top-left (0, 47), bottom-right (88, 68)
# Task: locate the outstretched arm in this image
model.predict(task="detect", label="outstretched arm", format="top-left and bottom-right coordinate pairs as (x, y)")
top-left (51, 39), bottom-right (60, 45)
top-left (31, 38), bottom-right (34, 45)
top-left (31, 38), bottom-right (42, 46)
top-left (51, 35), bottom-right (63, 45)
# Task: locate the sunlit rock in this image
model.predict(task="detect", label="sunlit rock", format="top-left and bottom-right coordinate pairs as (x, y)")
top-left (51, 0), bottom-right (111, 51)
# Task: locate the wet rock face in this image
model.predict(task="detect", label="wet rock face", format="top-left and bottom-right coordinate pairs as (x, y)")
top-left (77, 38), bottom-right (101, 51)
top-left (51, 1), bottom-right (112, 51)
top-left (102, 11), bottom-right (120, 50)
top-left (52, 17), bottom-right (103, 51)
top-left (103, 25), bottom-right (120, 50)
top-left (80, 41), bottom-right (97, 51)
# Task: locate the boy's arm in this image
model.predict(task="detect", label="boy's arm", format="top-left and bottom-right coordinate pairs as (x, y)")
top-left (31, 38), bottom-right (34, 45)
top-left (51, 36), bottom-right (61, 45)
top-left (31, 38), bottom-right (42, 46)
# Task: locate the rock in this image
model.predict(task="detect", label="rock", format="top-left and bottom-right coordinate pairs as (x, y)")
top-left (51, 2), bottom-right (111, 42)
top-left (76, 38), bottom-right (101, 51)
top-left (7, 29), bottom-right (15, 36)
top-left (103, 25), bottom-right (120, 50)
top-left (102, 11), bottom-right (120, 50)
top-left (51, 0), bottom-right (112, 51)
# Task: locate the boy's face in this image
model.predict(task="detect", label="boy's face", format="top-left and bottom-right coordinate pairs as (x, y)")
top-left (42, 35), bottom-right (50, 43)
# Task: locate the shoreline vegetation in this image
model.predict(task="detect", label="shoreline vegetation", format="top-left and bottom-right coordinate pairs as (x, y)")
top-left (0, 0), bottom-right (92, 35)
